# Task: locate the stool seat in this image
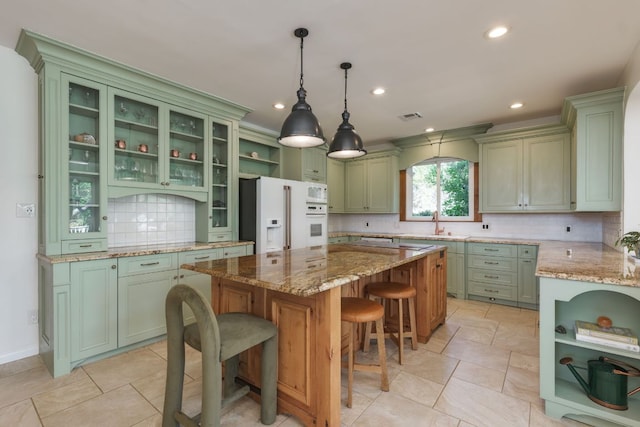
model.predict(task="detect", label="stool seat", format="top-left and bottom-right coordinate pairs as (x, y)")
top-left (341, 297), bottom-right (384, 323)
top-left (364, 281), bottom-right (418, 365)
top-left (184, 312), bottom-right (277, 361)
top-left (367, 282), bottom-right (417, 299)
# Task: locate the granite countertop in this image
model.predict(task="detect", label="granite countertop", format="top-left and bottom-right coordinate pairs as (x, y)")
top-left (536, 241), bottom-right (639, 286)
top-left (181, 242), bottom-right (444, 297)
top-left (37, 241), bottom-right (253, 264)
top-left (330, 232), bottom-right (639, 287)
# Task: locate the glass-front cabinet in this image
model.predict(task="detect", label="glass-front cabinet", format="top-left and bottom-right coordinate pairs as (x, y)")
top-left (18, 30), bottom-right (251, 254)
top-left (108, 89), bottom-right (207, 197)
top-left (210, 122), bottom-right (229, 230)
top-left (62, 75), bottom-right (108, 253)
top-left (196, 119), bottom-right (235, 241)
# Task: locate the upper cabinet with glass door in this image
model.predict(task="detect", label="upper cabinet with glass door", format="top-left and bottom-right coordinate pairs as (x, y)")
top-left (108, 89), bottom-right (207, 201)
top-left (196, 119), bottom-right (234, 242)
top-left (17, 30), bottom-right (251, 252)
top-left (62, 76), bottom-right (109, 254)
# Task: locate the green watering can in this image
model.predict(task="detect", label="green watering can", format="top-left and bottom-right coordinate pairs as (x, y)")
top-left (560, 356), bottom-right (640, 410)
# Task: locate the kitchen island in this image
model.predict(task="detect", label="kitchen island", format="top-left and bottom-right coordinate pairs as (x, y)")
top-left (181, 242), bottom-right (447, 427)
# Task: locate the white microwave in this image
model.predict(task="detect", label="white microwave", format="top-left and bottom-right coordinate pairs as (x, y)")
top-left (306, 183), bottom-right (327, 204)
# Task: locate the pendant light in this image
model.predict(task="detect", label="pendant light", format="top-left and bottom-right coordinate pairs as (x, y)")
top-left (278, 28), bottom-right (325, 148)
top-left (327, 62), bottom-right (366, 159)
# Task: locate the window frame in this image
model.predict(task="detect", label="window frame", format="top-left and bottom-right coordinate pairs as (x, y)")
top-left (400, 160), bottom-right (481, 223)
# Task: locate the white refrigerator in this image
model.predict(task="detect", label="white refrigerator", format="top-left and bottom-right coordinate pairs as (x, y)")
top-left (239, 176), bottom-right (328, 254)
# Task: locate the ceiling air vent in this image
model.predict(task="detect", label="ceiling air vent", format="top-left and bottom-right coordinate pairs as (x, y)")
top-left (399, 112), bottom-right (423, 121)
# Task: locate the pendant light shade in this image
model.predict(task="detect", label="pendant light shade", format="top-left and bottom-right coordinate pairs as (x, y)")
top-left (278, 28), bottom-right (325, 148)
top-left (327, 62), bottom-right (366, 159)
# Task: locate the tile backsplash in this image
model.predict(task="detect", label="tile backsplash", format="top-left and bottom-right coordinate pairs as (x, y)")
top-left (107, 194), bottom-right (195, 247)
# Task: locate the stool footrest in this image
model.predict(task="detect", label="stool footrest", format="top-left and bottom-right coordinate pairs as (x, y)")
top-left (174, 410), bottom-right (199, 427)
top-left (222, 384), bottom-right (251, 408)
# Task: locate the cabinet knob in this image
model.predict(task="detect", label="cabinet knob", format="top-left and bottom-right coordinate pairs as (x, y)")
top-left (102, 216), bottom-right (108, 221)
top-left (111, 265), bottom-right (117, 269)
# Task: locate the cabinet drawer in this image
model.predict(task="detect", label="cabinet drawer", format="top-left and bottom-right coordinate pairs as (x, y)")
top-left (468, 281), bottom-right (517, 300)
top-left (468, 243), bottom-right (517, 258)
top-left (222, 245), bottom-right (250, 258)
top-left (209, 232), bottom-right (232, 242)
top-left (468, 255), bottom-right (517, 272)
top-left (118, 253), bottom-right (178, 276)
top-left (179, 249), bottom-right (221, 265)
top-left (61, 239), bottom-right (108, 254)
top-left (467, 268), bottom-right (517, 286)
top-left (518, 245), bottom-right (537, 259)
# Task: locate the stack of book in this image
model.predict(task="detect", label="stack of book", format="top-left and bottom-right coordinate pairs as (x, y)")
top-left (574, 320), bottom-right (639, 352)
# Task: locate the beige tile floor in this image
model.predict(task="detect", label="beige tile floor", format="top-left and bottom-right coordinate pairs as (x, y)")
top-left (0, 298), bottom-right (590, 426)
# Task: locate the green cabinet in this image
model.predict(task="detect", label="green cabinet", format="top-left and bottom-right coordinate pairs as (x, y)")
top-left (327, 158), bottom-right (345, 213)
top-left (539, 278), bottom-right (640, 426)
top-left (517, 246), bottom-right (538, 309)
top-left (562, 87), bottom-right (624, 211)
top-left (70, 259), bottom-right (118, 361)
top-left (281, 146), bottom-right (327, 183)
top-left (117, 253), bottom-right (178, 346)
top-left (477, 125), bottom-right (571, 212)
top-left (17, 30), bottom-right (250, 252)
top-left (108, 89), bottom-right (208, 199)
top-left (196, 119), bottom-right (236, 242)
top-left (345, 153), bottom-right (399, 213)
top-left (238, 126), bottom-right (281, 178)
top-left (467, 242), bottom-right (538, 308)
top-left (62, 76), bottom-right (109, 254)
top-left (38, 243), bottom-right (252, 377)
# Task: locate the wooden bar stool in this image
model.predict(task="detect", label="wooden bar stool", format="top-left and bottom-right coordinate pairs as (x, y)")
top-left (341, 297), bottom-right (389, 408)
top-left (163, 284), bottom-right (278, 427)
top-left (364, 282), bottom-right (418, 364)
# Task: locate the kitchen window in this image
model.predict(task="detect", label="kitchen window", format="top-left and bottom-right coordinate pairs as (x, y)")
top-left (405, 158), bottom-right (474, 221)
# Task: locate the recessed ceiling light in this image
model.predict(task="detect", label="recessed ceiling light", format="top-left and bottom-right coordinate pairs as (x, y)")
top-left (425, 127), bottom-right (435, 133)
top-left (372, 87), bottom-right (385, 95)
top-left (273, 103), bottom-right (285, 110)
top-left (510, 102), bottom-right (524, 109)
top-left (486, 25), bottom-right (509, 39)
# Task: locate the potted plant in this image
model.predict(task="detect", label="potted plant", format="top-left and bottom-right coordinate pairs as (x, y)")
top-left (615, 231), bottom-right (640, 258)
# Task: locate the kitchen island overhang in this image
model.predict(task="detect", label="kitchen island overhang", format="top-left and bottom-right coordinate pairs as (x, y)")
top-left (180, 242), bottom-right (447, 427)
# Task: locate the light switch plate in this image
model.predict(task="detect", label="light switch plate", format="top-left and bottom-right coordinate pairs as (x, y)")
top-left (16, 203), bottom-right (35, 218)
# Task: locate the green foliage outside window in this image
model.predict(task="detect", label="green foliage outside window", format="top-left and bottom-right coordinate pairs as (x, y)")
top-left (411, 159), bottom-right (470, 218)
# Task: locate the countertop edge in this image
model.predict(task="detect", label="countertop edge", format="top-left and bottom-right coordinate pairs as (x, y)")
top-left (37, 241), bottom-right (254, 264)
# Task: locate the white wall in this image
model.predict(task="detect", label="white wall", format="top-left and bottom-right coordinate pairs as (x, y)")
top-left (620, 39), bottom-right (640, 234)
top-left (0, 46), bottom-right (39, 363)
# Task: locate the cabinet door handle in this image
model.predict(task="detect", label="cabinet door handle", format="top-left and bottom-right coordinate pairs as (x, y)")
top-left (140, 261), bottom-right (160, 266)
top-left (194, 256), bottom-right (210, 260)
top-left (483, 248), bottom-right (499, 252)
top-left (484, 288), bottom-right (499, 293)
top-left (522, 260), bottom-right (532, 263)
top-left (484, 275), bottom-right (500, 280)
top-left (79, 244), bottom-right (92, 248)
top-left (484, 261), bottom-right (499, 265)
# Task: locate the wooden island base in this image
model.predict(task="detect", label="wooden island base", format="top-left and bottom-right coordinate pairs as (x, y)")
top-left (198, 246), bottom-right (447, 426)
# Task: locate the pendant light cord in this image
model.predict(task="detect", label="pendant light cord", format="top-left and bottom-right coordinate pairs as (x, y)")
top-left (343, 66), bottom-right (348, 112)
top-left (299, 36), bottom-right (304, 88)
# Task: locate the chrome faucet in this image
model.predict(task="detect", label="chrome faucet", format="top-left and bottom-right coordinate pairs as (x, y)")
top-left (432, 211), bottom-right (445, 235)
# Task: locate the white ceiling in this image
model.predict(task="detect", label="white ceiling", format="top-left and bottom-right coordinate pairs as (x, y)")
top-left (3, 0), bottom-right (640, 147)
